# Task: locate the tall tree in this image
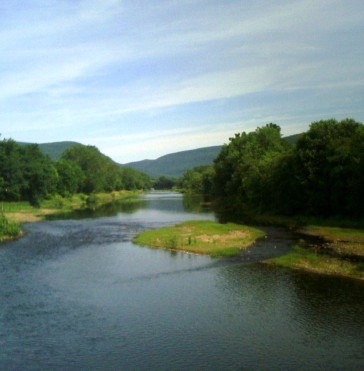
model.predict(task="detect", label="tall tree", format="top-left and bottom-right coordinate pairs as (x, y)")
top-left (20, 144), bottom-right (58, 205)
top-left (182, 166), bottom-right (214, 195)
top-left (62, 145), bottom-right (114, 193)
top-left (213, 123), bottom-right (289, 211)
top-left (294, 118), bottom-right (364, 216)
top-left (0, 139), bottom-right (25, 200)
top-left (55, 159), bottom-right (85, 196)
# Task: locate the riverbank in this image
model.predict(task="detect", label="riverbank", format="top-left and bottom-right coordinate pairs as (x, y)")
top-left (133, 220), bottom-right (265, 257)
top-left (265, 225), bottom-right (364, 280)
top-left (0, 191), bottom-right (141, 241)
top-left (212, 204), bottom-right (364, 279)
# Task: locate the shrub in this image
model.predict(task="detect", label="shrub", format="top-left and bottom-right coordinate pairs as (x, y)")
top-left (0, 213), bottom-right (20, 239)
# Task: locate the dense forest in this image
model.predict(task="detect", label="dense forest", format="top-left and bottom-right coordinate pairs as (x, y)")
top-left (182, 118), bottom-right (364, 219)
top-left (0, 140), bottom-right (151, 206)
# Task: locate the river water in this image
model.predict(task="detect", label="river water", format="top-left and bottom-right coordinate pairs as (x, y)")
top-left (0, 192), bottom-right (363, 370)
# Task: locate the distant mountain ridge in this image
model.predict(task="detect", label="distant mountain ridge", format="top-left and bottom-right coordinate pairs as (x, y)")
top-left (124, 146), bottom-right (222, 178)
top-left (124, 133), bottom-right (302, 178)
top-left (16, 133), bottom-right (302, 178)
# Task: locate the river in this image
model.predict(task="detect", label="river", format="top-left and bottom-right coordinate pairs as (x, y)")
top-left (0, 192), bottom-right (363, 370)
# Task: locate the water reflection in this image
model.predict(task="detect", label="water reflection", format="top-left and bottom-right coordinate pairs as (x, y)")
top-left (182, 193), bottom-right (211, 213)
top-left (46, 198), bottom-right (147, 220)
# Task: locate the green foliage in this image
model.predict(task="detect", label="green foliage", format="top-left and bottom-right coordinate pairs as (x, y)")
top-left (0, 213), bottom-right (20, 239)
top-left (62, 145), bottom-right (151, 194)
top-left (20, 144), bottom-right (58, 203)
top-left (52, 194), bottom-right (64, 208)
top-left (153, 176), bottom-right (179, 190)
top-left (213, 123), bottom-right (289, 211)
top-left (0, 139), bottom-right (25, 200)
top-left (119, 167), bottom-right (152, 190)
top-left (182, 165), bottom-right (214, 194)
top-left (54, 159), bottom-right (84, 196)
top-left (85, 194), bottom-right (99, 209)
top-left (283, 133), bottom-right (303, 145)
top-left (124, 134), bottom-right (300, 178)
top-left (267, 244), bottom-right (364, 280)
top-left (18, 141), bottom-right (80, 160)
top-left (0, 137), bottom-right (151, 204)
top-left (62, 145), bottom-right (115, 193)
top-left (293, 118), bottom-right (364, 217)
top-left (0, 139), bottom-right (57, 203)
top-left (212, 119), bottom-right (364, 219)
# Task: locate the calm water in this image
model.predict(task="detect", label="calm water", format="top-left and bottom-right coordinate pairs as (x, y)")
top-left (0, 192), bottom-right (363, 370)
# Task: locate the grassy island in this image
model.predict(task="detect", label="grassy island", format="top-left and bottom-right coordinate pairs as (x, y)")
top-left (265, 225), bottom-right (364, 280)
top-left (133, 220), bottom-right (265, 257)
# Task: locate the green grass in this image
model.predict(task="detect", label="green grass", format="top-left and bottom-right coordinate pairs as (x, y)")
top-left (1, 201), bottom-right (35, 213)
top-left (299, 225), bottom-right (364, 257)
top-left (266, 245), bottom-right (364, 280)
top-left (0, 213), bottom-right (21, 241)
top-left (2, 191), bottom-right (141, 225)
top-left (265, 224), bottom-right (364, 280)
top-left (0, 190), bottom-right (142, 241)
top-left (302, 225), bottom-right (364, 241)
top-left (133, 220), bottom-right (265, 257)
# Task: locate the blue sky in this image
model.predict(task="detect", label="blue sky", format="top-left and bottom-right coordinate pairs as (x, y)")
top-left (1, 0), bottom-right (364, 163)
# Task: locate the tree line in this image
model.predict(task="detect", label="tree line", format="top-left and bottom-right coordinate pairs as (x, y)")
top-left (182, 119), bottom-right (364, 218)
top-left (0, 140), bottom-right (151, 206)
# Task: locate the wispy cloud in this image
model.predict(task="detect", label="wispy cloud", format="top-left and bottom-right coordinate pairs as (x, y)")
top-left (1, 0), bottom-right (364, 162)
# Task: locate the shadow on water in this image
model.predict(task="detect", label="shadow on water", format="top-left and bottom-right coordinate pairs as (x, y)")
top-left (233, 226), bottom-right (298, 263)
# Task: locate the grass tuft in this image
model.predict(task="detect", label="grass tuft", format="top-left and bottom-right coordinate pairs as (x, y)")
top-left (0, 213), bottom-right (21, 241)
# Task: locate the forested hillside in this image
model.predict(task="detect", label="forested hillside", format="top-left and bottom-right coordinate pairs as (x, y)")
top-left (0, 140), bottom-right (151, 206)
top-left (125, 146), bottom-right (222, 178)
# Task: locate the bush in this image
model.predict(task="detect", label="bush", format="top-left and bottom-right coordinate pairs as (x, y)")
top-left (85, 194), bottom-right (99, 209)
top-left (0, 213), bottom-right (20, 239)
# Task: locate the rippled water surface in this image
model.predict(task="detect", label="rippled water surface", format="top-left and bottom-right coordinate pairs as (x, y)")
top-left (1, 192), bottom-right (363, 370)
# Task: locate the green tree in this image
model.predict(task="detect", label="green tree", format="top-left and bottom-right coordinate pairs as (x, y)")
top-left (0, 139), bottom-right (25, 200)
top-left (55, 159), bottom-right (85, 196)
top-left (62, 145), bottom-right (151, 193)
top-left (153, 176), bottom-right (179, 190)
top-left (213, 124), bottom-right (289, 211)
top-left (293, 118), bottom-right (364, 216)
top-left (119, 167), bottom-right (151, 190)
top-left (20, 144), bottom-right (58, 205)
top-left (0, 140), bottom-right (57, 204)
top-left (182, 165), bottom-right (214, 195)
top-left (62, 145), bottom-right (113, 193)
